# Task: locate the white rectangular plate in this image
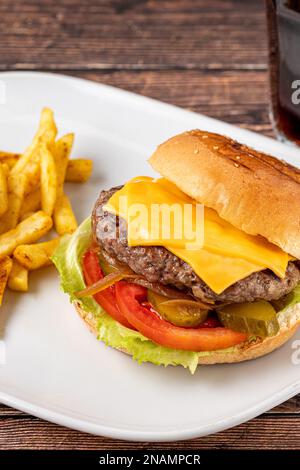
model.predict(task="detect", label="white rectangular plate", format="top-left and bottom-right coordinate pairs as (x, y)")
top-left (0, 71), bottom-right (300, 442)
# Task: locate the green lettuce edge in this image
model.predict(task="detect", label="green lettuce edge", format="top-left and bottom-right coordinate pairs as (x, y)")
top-left (52, 218), bottom-right (300, 374)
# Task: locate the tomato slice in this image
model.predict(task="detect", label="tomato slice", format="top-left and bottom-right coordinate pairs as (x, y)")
top-left (115, 282), bottom-right (248, 351)
top-left (82, 250), bottom-right (133, 329)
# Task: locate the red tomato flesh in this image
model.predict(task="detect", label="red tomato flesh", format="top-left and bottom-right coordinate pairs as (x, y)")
top-left (115, 282), bottom-right (248, 351)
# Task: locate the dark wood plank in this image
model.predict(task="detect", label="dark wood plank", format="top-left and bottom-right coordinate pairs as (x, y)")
top-left (0, 415), bottom-right (299, 450)
top-left (273, 396), bottom-right (300, 414)
top-left (74, 69), bottom-right (273, 133)
top-left (0, 0), bottom-right (267, 70)
top-left (0, 404), bottom-right (23, 417)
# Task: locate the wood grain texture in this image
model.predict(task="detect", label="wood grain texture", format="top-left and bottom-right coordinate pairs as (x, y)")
top-left (0, 415), bottom-right (299, 450)
top-left (75, 70), bottom-right (273, 133)
top-left (0, 0), bottom-right (299, 450)
top-left (0, 0), bottom-right (267, 70)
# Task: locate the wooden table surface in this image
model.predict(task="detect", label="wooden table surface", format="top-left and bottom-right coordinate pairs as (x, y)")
top-left (0, 0), bottom-right (299, 450)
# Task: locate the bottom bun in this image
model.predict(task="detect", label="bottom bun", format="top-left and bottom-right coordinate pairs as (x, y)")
top-left (74, 302), bottom-right (300, 365)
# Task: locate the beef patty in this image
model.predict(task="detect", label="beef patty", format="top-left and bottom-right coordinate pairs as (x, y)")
top-left (92, 187), bottom-right (300, 304)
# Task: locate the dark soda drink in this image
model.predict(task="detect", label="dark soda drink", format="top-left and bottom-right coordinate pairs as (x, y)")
top-left (266, 0), bottom-right (300, 145)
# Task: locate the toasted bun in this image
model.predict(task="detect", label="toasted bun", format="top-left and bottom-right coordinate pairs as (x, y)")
top-left (149, 130), bottom-right (300, 259)
top-left (74, 302), bottom-right (300, 365)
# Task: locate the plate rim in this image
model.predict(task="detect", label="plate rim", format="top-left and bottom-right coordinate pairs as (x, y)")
top-left (1, 378), bottom-right (300, 442)
top-left (1, 70), bottom-right (300, 442)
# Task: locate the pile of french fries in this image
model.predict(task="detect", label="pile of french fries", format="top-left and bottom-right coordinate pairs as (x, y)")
top-left (0, 108), bottom-right (93, 303)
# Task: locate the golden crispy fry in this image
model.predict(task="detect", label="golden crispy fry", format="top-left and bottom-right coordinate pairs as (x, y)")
top-left (21, 188), bottom-right (41, 214)
top-left (5, 157), bottom-right (19, 169)
top-left (0, 107), bottom-right (94, 300)
top-left (40, 143), bottom-right (57, 216)
top-left (14, 238), bottom-right (59, 270)
top-left (8, 259), bottom-right (28, 292)
top-left (54, 133), bottom-right (74, 195)
top-left (1, 163), bottom-right (9, 178)
top-left (65, 159), bottom-right (93, 183)
top-left (19, 211), bottom-right (35, 222)
top-left (0, 151), bottom-right (19, 159)
top-left (0, 173), bottom-right (26, 233)
top-left (54, 193), bottom-right (77, 235)
top-left (0, 211), bottom-right (53, 260)
top-left (23, 160), bottom-right (40, 195)
top-left (12, 108), bottom-right (57, 175)
top-left (0, 164), bottom-right (8, 217)
top-left (0, 151), bottom-right (19, 169)
top-left (0, 256), bottom-right (13, 305)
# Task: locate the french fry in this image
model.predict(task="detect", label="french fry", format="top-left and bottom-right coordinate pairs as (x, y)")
top-left (19, 211), bottom-right (35, 222)
top-left (0, 152), bottom-right (19, 170)
top-left (0, 173), bottom-right (26, 233)
top-left (21, 188), bottom-right (41, 214)
top-left (0, 151), bottom-right (19, 160)
top-left (40, 143), bottom-right (57, 216)
top-left (0, 211), bottom-right (53, 260)
top-left (5, 157), bottom-right (19, 169)
top-left (23, 160), bottom-right (40, 195)
top-left (11, 108), bottom-right (57, 175)
top-left (54, 133), bottom-right (74, 195)
top-left (53, 193), bottom-right (77, 235)
top-left (1, 163), bottom-right (9, 178)
top-left (0, 107), bottom-right (94, 302)
top-left (8, 259), bottom-right (28, 292)
top-left (0, 256), bottom-right (13, 305)
top-left (14, 238), bottom-right (59, 270)
top-left (65, 159), bottom-right (93, 183)
top-left (0, 164), bottom-right (8, 217)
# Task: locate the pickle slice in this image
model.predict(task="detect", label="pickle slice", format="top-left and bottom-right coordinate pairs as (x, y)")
top-left (217, 300), bottom-right (280, 338)
top-left (148, 291), bottom-right (208, 327)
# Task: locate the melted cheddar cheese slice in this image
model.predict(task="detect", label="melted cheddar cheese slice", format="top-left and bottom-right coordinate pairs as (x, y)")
top-left (105, 177), bottom-right (290, 294)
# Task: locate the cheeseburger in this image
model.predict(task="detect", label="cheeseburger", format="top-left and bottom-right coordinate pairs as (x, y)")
top-left (53, 130), bottom-right (300, 373)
